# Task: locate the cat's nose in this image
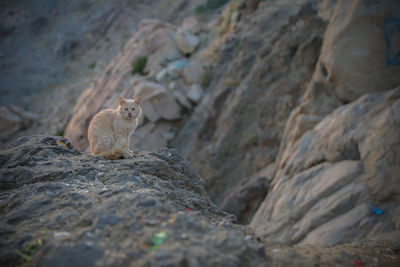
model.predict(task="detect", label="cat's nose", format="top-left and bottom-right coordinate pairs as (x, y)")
top-left (128, 113), bottom-right (132, 117)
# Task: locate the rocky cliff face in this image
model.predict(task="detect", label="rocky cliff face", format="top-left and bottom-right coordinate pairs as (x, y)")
top-left (1, 136), bottom-right (399, 266)
top-left (2, 0), bottom-right (400, 264)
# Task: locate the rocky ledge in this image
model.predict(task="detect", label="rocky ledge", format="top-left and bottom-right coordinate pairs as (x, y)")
top-left (0, 136), bottom-right (399, 266)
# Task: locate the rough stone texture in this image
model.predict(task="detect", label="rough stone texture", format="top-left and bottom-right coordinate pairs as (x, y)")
top-left (175, 0), bottom-right (327, 223)
top-left (0, 136), bottom-right (264, 266)
top-left (182, 17), bottom-right (203, 34)
top-left (186, 84), bottom-right (204, 103)
top-left (1, 135), bottom-right (400, 267)
top-left (183, 61), bottom-right (210, 86)
top-left (133, 80), bottom-right (181, 122)
top-left (251, 88), bottom-right (400, 246)
top-left (276, 0), bottom-right (400, 165)
top-left (175, 28), bottom-right (200, 55)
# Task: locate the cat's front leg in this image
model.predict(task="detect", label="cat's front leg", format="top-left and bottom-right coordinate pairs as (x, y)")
top-left (126, 135), bottom-right (135, 157)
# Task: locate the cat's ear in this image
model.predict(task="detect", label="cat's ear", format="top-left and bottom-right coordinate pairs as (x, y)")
top-left (119, 97), bottom-right (125, 105)
top-left (135, 96), bottom-right (141, 104)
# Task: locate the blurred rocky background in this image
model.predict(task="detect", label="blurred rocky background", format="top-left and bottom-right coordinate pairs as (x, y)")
top-left (1, 0), bottom-right (400, 266)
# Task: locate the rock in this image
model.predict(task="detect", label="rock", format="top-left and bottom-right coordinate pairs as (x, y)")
top-left (133, 80), bottom-right (181, 122)
top-left (167, 59), bottom-right (189, 79)
top-left (155, 68), bottom-right (169, 83)
top-left (175, 2), bottom-right (327, 215)
top-left (131, 122), bottom-right (171, 150)
top-left (0, 105), bottom-right (38, 137)
top-left (220, 164), bottom-right (273, 224)
top-left (169, 81), bottom-right (193, 109)
top-left (172, 90), bottom-right (193, 109)
top-left (183, 61), bottom-right (209, 85)
top-left (182, 17), bottom-right (202, 34)
top-left (276, 0), bottom-right (400, 158)
top-left (316, 0), bottom-right (400, 103)
top-left (141, 21), bottom-right (181, 76)
top-left (0, 135), bottom-right (270, 267)
top-left (175, 28), bottom-right (200, 55)
top-left (250, 88), bottom-right (400, 245)
top-left (186, 84), bottom-right (204, 103)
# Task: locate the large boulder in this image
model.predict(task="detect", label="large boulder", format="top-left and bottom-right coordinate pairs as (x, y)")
top-left (132, 80), bottom-right (181, 122)
top-left (175, 28), bottom-right (200, 55)
top-left (0, 135), bottom-right (269, 266)
top-left (250, 88), bottom-right (400, 246)
top-left (276, 0), bottom-right (400, 164)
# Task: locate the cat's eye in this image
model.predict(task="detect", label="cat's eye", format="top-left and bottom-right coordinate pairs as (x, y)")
top-left (132, 108), bottom-right (135, 111)
top-left (125, 108), bottom-right (128, 111)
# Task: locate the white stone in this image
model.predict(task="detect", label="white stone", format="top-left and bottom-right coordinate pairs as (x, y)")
top-left (186, 84), bottom-right (204, 103)
top-left (155, 68), bottom-right (169, 83)
top-left (167, 59), bottom-right (189, 78)
top-left (175, 28), bottom-right (200, 55)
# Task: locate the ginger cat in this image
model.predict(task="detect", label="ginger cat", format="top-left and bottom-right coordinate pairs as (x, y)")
top-left (88, 96), bottom-right (142, 159)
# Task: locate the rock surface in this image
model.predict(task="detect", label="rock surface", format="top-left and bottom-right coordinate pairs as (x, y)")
top-left (175, 0), bottom-right (328, 223)
top-left (1, 135), bottom-right (399, 266)
top-left (0, 136), bottom-right (261, 266)
top-left (175, 28), bottom-right (200, 55)
top-left (251, 88), bottom-right (400, 246)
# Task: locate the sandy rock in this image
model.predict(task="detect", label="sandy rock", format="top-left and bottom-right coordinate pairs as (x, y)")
top-left (183, 61), bottom-right (209, 85)
top-left (182, 17), bottom-right (202, 34)
top-left (144, 24), bottom-right (181, 76)
top-left (251, 88), bottom-right (400, 245)
top-left (175, 28), bottom-right (199, 55)
top-left (277, 0), bottom-right (400, 157)
top-left (186, 84), bottom-right (204, 103)
top-left (133, 80), bottom-right (181, 122)
top-left (317, 0), bottom-right (400, 103)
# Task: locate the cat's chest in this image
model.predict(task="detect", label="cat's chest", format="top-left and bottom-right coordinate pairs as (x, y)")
top-left (114, 120), bottom-right (137, 135)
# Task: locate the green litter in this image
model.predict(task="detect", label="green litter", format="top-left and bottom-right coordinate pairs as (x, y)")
top-left (150, 231), bottom-right (167, 251)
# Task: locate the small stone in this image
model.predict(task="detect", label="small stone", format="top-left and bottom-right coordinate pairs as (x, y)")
top-left (172, 90), bottom-right (192, 109)
top-left (186, 84), bottom-right (204, 103)
top-left (183, 61), bottom-right (208, 85)
top-left (167, 59), bottom-right (189, 78)
top-left (155, 68), bottom-right (169, 83)
top-left (175, 28), bottom-right (199, 55)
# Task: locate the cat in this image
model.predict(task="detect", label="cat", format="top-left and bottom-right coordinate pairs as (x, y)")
top-left (88, 96), bottom-right (142, 159)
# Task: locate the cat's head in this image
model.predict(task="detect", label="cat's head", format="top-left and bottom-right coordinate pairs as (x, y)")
top-left (118, 96), bottom-right (141, 120)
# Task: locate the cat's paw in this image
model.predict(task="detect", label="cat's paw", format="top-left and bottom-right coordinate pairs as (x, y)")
top-left (125, 149), bottom-right (135, 158)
